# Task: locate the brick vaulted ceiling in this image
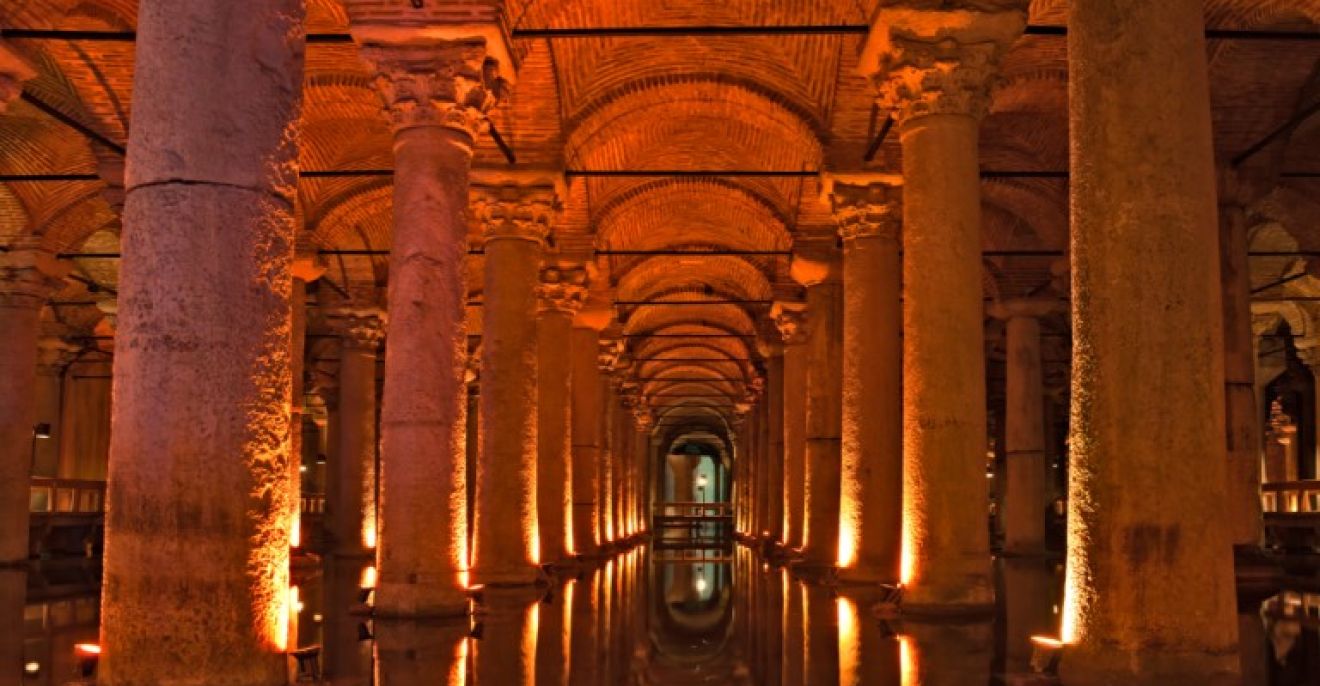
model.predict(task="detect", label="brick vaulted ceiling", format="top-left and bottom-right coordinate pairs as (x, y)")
top-left (2, 0), bottom-right (1320, 431)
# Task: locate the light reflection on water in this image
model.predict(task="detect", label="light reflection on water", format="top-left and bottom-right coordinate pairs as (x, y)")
top-left (10, 551), bottom-right (1320, 684)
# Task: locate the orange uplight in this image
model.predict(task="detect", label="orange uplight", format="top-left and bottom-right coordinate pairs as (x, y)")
top-left (448, 637), bottom-right (469, 686)
top-left (837, 597), bottom-right (860, 685)
top-left (1031, 635), bottom-right (1066, 648)
top-left (898, 635), bottom-right (916, 686)
top-left (523, 602), bottom-right (540, 686)
top-left (363, 525), bottom-right (376, 550)
top-left (290, 515), bottom-right (302, 549)
top-left (75, 643), bottom-right (102, 656)
top-left (360, 565), bottom-right (377, 589)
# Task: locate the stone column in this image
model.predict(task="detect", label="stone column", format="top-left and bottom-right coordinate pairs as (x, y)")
top-left (1219, 171), bottom-right (1264, 546)
top-left (597, 363), bottom-right (619, 544)
top-left (32, 337), bottom-right (80, 478)
top-left (763, 347), bottom-right (786, 543)
top-left (987, 299), bottom-right (1060, 556)
top-left (772, 303), bottom-right (809, 550)
top-left (1060, 1), bottom-right (1240, 683)
top-left (571, 316), bottom-right (607, 556)
top-left (536, 265), bottom-right (587, 565)
top-left (327, 306), bottom-right (385, 557)
top-left (830, 179), bottom-right (903, 583)
top-left (631, 411), bottom-right (653, 538)
top-left (288, 249), bottom-right (323, 550)
top-left (354, 35), bottom-right (505, 617)
top-left (472, 183), bottom-right (554, 585)
top-left (792, 250), bottom-right (843, 568)
top-left (0, 243), bottom-right (65, 564)
top-left (100, 0), bottom-right (305, 680)
top-left (863, 4), bottom-right (1025, 610)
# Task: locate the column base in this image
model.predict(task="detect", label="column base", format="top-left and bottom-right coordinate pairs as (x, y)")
top-left (901, 600), bottom-right (995, 619)
top-left (375, 575), bottom-right (472, 619)
top-left (1058, 643), bottom-right (1240, 686)
top-left (471, 565), bottom-right (542, 588)
top-left (834, 564), bottom-right (900, 587)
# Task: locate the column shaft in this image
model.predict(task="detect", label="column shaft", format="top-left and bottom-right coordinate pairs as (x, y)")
top-left (0, 280), bottom-right (45, 563)
top-left (1062, 0), bottom-right (1239, 682)
top-left (570, 326), bottom-right (603, 554)
top-left (764, 352), bottom-right (785, 542)
top-left (800, 274), bottom-right (842, 567)
top-left (536, 273), bottom-right (583, 564)
top-left (1002, 313), bottom-right (1047, 554)
top-left (782, 339), bottom-right (808, 549)
top-left (333, 325), bottom-right (381, 557)
top-left (100, 0), bottom-right (304, 679)
top-left (1220, 197), bottom-right (1263, 546)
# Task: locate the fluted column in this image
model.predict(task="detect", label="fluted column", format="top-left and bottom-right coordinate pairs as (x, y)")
top-left (327, 306), bottom-right (385, 557)
top-left (570, 308), bottom-right (609, 556)
top-left (1060, 1), bottom-right (1240, 682)
top-left (473, 182), bottom-right (555, 584)
top-left (830, 179), bottom-right (903, 583)
top-left (100, 1), bottom-right (304, 680)
top-left (0, 243), bottom-right (65, 565)
top-left (792, 250), bottom-right (843, 568)
top-left (355, 34), bottom-right (505, 616)
top-left (536, 265), bottom-right (587, 564)
top-left (863, 3), bottom-right (1025, 610)
top-left (988, 299), bottom-right (1060, 556)
top-left (772, 302), bottom-right (809, 550)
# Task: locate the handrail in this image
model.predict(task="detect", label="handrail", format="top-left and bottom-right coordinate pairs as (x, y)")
top-left (1261, 480), bottom-right (1320, 514)
top-left (301, 494), bottom-right (326, 514)
top-left (653, 501), bottom-right (732, 517)
top-left (29, 478), bottom-right (106, 514)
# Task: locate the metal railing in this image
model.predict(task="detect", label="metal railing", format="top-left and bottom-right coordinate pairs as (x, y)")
top-left (1262, 480), bottom-right (1320, 514)
top-left (29, 478), bottom-right (105, 515)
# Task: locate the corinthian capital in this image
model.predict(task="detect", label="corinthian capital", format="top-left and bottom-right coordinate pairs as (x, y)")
top-left (862, 4), bottom-right (1027, 125)
top-left (829, 180), bottom-right (902, 242)
top-left (472, 183), bottom-right (556, 244)
top-left (327, 305), bottom-right (387, 351)
top-left (357, 38), bottom-right (506, 138)
top-left (0, 242), bottom-right (69, 308)
top-left (770, 301), bottom-right (809, 345)
top-left (537, 265), bottom-right (588, 315)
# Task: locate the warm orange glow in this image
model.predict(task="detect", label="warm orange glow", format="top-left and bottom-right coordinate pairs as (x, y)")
top-left (290, 515), bottom-right (302, 549)
top-left (837, 597), bottom-right (860, 686)
top-left (837, 518), bottom-right (857, 568)
top-left (360, 565), bottom-right (377, 589)
top-left (523, 601), bottom-right (540, 686)
top-left (900, 521), bottom-right (916, 586)
top-left (363, 524), bottom-right (376, 550)
top-left (1031, 635), bottom-right (1066, 648)
top-left (448, 637), bottom-right (469, 686)
top-left (898, 635), bottom-right (916, 686)
top-left (74, 643), bottom-right (102, 656)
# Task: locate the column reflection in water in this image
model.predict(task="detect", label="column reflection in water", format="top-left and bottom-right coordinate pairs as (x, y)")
top-left (473, 587), bottom-right (539, 686)
top-left (321, 557), bottom-right (373, 684)
top-left (997, 557), bottom-right (1060, 675)
top-left (2, 566), bottom-right (25, 682)
top-left (373, 619), bottom-right (469, 686)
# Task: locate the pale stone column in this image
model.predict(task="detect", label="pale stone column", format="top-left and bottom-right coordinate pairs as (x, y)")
top-left (353, 34), bottom-right (506, 616)
top-left (0, 243), bottom-right (65, 564)
top-left (830, 179), bottom-right (903, 583)
top-left (327, 307), bottom-right (385, 557)
top-left (1060, 1), bottom-right (1240, 683)
top-left (772, 303), bottom-right (809, 550)
top-left (987, 299), bottom-right (1060, 556)
top-left (472, 183), bottom-right (554, 585)
top-left (1219, 170), bottom-right (1264, 546)
top-left (792, 250), bottom-right (843, 568)
top-left (536, 265), bottom-right (587, 565)
top-left (100, 0), bottom-right (305, 680)
top-left (32, 337), bottom-right (80, 478)
top-left (570, 315), bottom-right (608, 555)
top-left (863, 4), bottom-right (1025, 610)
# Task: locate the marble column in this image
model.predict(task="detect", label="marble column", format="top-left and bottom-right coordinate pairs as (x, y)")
top-left (864, 4), bottom-right (1024, 610)
top-left (570, 316), bottom-right (607, 556)
top-left (472, 183), bottom-right (554, 585)
top-left (355, 35), bottom-right (505, 617)
top-left (100, 0), bottom-right (305, 680)
top-left (536, 265), bottom-right (587, 564)
top-left (830, 179), bottom-right (903, 583)
top-left (0, 242), bottom-right (65, 565)
top-left (1061, 0), bottom-right (1240, 683)
top-left (792, 250), bottom-right (843, 568)
top-left (1219, 171), bottom-right (1264, 546)
top-left (763, 347), bottom-right (786, 543)
top-left (32, 337), bottom-right (80, 478)
top-left (772, 302), bottom-right (809, 550)
top-left (987, 299), bottom-right (1059, 556)
top-left (327, 307), bottom-right (385, 557)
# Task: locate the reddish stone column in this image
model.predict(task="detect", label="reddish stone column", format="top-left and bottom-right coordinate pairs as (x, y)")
top-left (772, 303), bottom-right (809, 550)
top-left (632, 415), bottom-right (653, 534)
top-left (570, 317), bottom-right (607, 555)
top-left (1060, 1), bottom-right (1240, 682)
top-left (327, 306), bottom-right (385, 557)
top-left (100, 0), bottom-right (305, 680)
top-left (288, 250), bottom-right (323, 552)
top-left (792, 251), bottom-right (843, 568)
top-left (0, 243), bottom-right (65, 565)
top-left (355, 36), bottom-right (505, 616)
top-left (473, 183), bottom-right (555, 584)
top-left (864, 5), bottom-right (1024, 610)
top-left (987, 299), bottom-right (1060, 556)
top-left (597, 366), bottom-right (619, 544)
top-left (830, 179), bottom-right (903, 583)
top-left (762, 348), bottom-right (785, 543)
top-left (536, 265), bottom-right (587, 564)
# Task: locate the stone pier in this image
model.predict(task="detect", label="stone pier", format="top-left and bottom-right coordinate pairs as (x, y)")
top-left (537, 265), bottom-right (587, 564)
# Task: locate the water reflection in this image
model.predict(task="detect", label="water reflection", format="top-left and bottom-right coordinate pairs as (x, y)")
top-left (12, 549), bottom-right (1320, 684)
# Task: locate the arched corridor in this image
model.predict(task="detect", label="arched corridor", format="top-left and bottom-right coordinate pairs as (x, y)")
top-left (4, 0), bottom-right (1320, 684)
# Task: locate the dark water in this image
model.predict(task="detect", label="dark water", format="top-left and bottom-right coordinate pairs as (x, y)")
top-left (11, 550), bottom-right (1320, 684)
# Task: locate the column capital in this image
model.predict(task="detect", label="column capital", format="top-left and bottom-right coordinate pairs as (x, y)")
top-left (537, 265), bottom-right (588, 315)
top-left (356, 37), bottom-right (506, 138)
top-left (828, 180), bottom-right (902, 243)
top-left (986, 297), bottom-right (1065, 322)
top-left (327, 305), bottom-right (387, 351)
top-left (633, 410), bottom-right (654, 431)
top-left (861, 5), bottom-right (1027, 126)
top-left (0, 41), bottom-right (35, 111)
top-left (0, 243), bottom-right (69, 308)
top-left (36, 337), bottom-right (80, 375)
top-left (292, 239), bottom-right (326, 283)
top-left (770, 301), bottom-right (810, 345)
top-left (472, 183), bottom-right (556, 244)
top-left (789, 248), bottom-right (841, 287)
